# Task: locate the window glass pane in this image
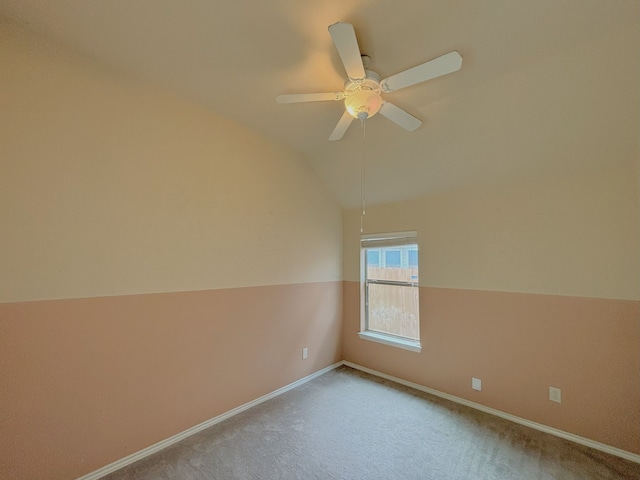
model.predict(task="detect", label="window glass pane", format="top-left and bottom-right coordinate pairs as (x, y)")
top-left (367, 283), bottom-right (419, 341)
top-left (366, 245), bottom-right (418, 283)
top-left (367, 250), bottom-right (380, 266)
top-left (385, 250), bottom-right (401, 267)
top-left (408, 249), bottom-right (418, 267)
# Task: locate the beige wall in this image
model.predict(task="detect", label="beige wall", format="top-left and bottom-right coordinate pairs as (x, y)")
top-left (342, 131), bottom-right (640, 455)
top-left (0, 23), bottom-right (341, 303)
top-left (345, 161), bottom-right (640, 300)
top-left (0, 23), bottom-right (342, 480)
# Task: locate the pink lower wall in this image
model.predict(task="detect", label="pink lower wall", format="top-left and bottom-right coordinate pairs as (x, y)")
top-left (342, 281), bottom-right (640, 454)
top-left (0, 281), bottom-right (342, 480)
top-left (2, 280), bottom-right (638, 479)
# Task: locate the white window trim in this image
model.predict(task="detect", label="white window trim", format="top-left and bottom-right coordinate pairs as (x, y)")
top-left (358, 330), bottom-right (422, 352)
top-left (360, 231), bottom-right (422, 353)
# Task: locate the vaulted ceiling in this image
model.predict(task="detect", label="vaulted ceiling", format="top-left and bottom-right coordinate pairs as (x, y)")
top-left (1, 0), bottom-right (638, 207)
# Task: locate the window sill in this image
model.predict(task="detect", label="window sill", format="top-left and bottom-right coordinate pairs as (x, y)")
top-left (358, 331), bottom-right (422, 353)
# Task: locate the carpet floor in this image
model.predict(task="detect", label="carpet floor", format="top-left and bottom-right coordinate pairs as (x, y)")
top-left (101, 366), bottom-right (640, 479)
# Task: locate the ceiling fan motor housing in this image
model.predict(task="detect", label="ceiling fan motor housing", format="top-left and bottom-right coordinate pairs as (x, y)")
top-left (344, 70), bottom-right (383, 119)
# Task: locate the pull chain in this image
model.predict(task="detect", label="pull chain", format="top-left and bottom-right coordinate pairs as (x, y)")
top-left (360, 117), bottom-right (367, 233)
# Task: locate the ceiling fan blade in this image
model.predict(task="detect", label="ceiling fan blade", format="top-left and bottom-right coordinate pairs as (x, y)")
top-left (329, 110), bottom-right (354, 141)
top-left (381, 51), bottom-right (462, 93)
top-left (328, 22), bottom-right (366, 81)
top-left (276, 92), bottom-right (344, 104)
top-left (379, 102), bottom-right (422, 132)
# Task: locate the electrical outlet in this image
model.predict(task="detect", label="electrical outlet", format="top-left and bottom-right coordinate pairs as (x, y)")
top-left (302, 347), bottom-right (308, 360)
top-left (549, 386), bottom-right (562, 403)
top-left (472, 377), bottom-right (482, 391)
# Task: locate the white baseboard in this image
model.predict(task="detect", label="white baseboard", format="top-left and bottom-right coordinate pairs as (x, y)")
top-left (76, 362), bottom-right (342, 480)
top-left (342, 361), bottom-right (640, 464)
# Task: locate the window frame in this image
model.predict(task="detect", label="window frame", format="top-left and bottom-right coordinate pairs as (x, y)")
top-left (359, 231), bottom-right (422, 353)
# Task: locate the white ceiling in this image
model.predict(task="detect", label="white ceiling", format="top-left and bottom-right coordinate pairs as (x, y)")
top-left (1, 0), bottom-right (638, 207)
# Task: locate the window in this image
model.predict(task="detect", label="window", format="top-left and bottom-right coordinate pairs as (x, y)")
top-left (360, 232), bottom-right (421, 352)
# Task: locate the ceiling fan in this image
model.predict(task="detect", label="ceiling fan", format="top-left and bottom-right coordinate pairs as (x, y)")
top-left (276, 22), bottom-right (463, 141)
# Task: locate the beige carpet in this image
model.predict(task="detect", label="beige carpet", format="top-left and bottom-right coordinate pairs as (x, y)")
top-left (102, 366), bottom-right (640, 479)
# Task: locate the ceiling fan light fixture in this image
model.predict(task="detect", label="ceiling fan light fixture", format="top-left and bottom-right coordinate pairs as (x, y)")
top-left (345, 88), bottom-right (382, 119)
